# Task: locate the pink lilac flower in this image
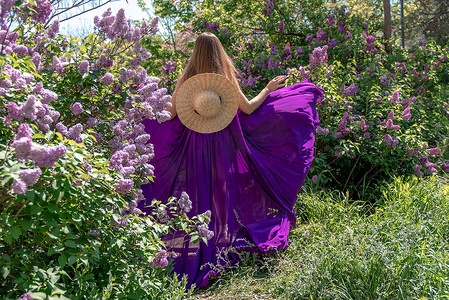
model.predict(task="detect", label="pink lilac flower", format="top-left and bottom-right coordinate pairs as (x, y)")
top-left (79, 60), bottom-right (89, 73)
top-left (31, 52), bottom-right (41, 70)
top-left (363, 132), bottom-right (370, 139)
top-left (71, 102), bottom-right (83, 115)
top-left (29, 0), bottom-right (52, 24)
top-left (101, 73), bottom-right (114, 86)
top-left (19, 168), bottom-right (42, 186)
top-left (115, 179), bottom-right (134, 194)
top-left (402, 107), bottom-right (411, 121)
top-left (55, 123), bottom-right (68, 136)
top-left (12, 137), bottom-right (33, 160)
top-left (14, 123), bottom-right (33, 141)
top-left (40, 89), bottom-right (58, 104)
top-left (387, 111), bottom-right (394, 120)
top-left (12, 179), bottom-right (27, 194)
top-left (153, 250), bottom-right (169, 268)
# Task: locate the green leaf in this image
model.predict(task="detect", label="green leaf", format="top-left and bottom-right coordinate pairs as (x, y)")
top-left (2, 267), bottom-right (10, 279)
top-left (67, 255), bottom-right (77, 266)
top-left (64, 240), bottom-right (77, 248)
top-left (58, 254), bottom-right (68, 268)
top-left (30, 292), bottom-right (47, 300)
top-left (10, 227), bottom-right (22, 240)
top-left (32, 133), bottom-right (45, 139)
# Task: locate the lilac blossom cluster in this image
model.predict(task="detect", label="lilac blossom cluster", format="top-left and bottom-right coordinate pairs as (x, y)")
top-left (11, 168), bottom-right (42, 194)
top-left (309, 45), bottom-right (328, 70)
top-left (333, 112), bottom-right (351, 139)
top-left (152, 250), bottom-right (169, 268)
top-left (342, 83), bottom-right (358, 97)
top-left (178, 191), bottom-right (192, 215)
top-left (263, 0), bottom-right (275, 15)
top-left (161, 61), bottom-right (176, 75)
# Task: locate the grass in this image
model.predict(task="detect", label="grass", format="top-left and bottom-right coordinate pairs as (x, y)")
top-left (190, 176), bottom-right (449, 299)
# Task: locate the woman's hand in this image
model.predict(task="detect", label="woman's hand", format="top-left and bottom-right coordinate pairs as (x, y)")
top-left (265, 75), bottom-right (288, 92)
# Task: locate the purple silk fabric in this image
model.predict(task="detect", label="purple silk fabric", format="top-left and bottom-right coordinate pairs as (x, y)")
top-left (138, 79), bottom-right (323, 288)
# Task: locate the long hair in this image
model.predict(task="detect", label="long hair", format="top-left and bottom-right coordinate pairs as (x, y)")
top-left (180, 32), bottom-right (240, 89)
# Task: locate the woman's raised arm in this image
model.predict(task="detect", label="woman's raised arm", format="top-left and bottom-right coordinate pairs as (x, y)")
top-left (165, 76), bottom-right (185, 120)
top-left (238, 75), bottom-right (287, 115)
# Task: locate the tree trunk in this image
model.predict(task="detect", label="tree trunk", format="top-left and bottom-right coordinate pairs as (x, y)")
top-left (383, 0), bottom-right (392, 53)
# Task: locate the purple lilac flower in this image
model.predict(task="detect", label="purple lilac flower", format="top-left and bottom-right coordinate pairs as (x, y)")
top-left (279, 21), bottom-right (285, 32)
top-left (338, 22), bottom-right (346, 32)
top-left (109, 150), bottom-right (130, 169)
top-left (14, 123), bottom-right (32, 141)
top-left (30, 144), bottom-right (67, 168)
top-left (305, 35), bottom-right (314, 43)
top-left (294, 46), bottom-right (305, 56)
top-left (161, 61), bottom-right (176, 75)
top-left (101, 73), bottom-right (114, 86)
top-left (316, 126), bottom-right (329, 135)
top-left (120, 166), bottom-right (135, 178)
top-left (441, 163), bottom-right (449, 173)
top-left (71, 102), bottom-right (83, 116)
top-left (309, 45), bottom-right (328, 70)
top-left (428, 147), bottom-right (439, 157)
top-left (342, 83), bottom-right (358, 97)
top-left (29, 0), bottom-right (52, 24)
top-left (413, 165), bottom-right (424, 176)
top-left (316, 29), bottom-right (327, 43)
top-left (198, 223), bottom-right (214, 240)
top-left (11, 179), bottom-right (27, 194)
top-left (385, 119), bottom-right (401, 131)
top-left (19, 168), bottom-right (42, 186)
top-left (384, 134), bottom-right (399, 148)
top-left (40, 89), bottom-right (58, 104)
top-left (379, 75), bottom-right (390, 86)
top-left (114, 179), bottom-right (134, 194)
top-left (328, 38), bottom-right (337, 48)
top-left (311, 175), bottom-right (318, 184)
top-left (79, 60), bottom-right (89, 73)
top-left (299, 67), bottom-right (309, 79)
top-left (68, 123), bottom-right (83, 142)
top-left (345, 32), bottom-right (352, 40)
top-left (419, 40), bottom-right (426, 46)
top-left (402, 107), bottom-right (411, 121)
top-left (390, 91), bottom-right (400, 104)
top-left (153, 250), bottom-right (169, 268)
top-left (178, 191), bottom-right (192, 213)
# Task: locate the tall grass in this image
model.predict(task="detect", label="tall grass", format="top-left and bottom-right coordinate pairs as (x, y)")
top-left (192, 177), bottom-right (449, 299)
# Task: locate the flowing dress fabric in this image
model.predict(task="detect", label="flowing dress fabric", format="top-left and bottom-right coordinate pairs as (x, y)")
top-left (139, 79), bottom-right (323, 288)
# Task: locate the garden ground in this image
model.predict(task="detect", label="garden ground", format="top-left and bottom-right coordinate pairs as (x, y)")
top-left (191, 177), bottom-right (449, 299)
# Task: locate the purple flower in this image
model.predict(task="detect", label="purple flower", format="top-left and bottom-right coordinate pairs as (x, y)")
top-left (338, 22), bottom-right (346, 32)
top-left (88, 230), bottom-right (100, 237)
top-left (119, 166), bottom-right (135, 178)
top-left (299, 67), bottom-right (309, 79)
top-left (30, 144), bottom-right (67, 168)
top-left (441, 163), bottom-right (449, 173)
top-left (305, 35), bottom-right (315, 43)
top-left (385, 119), bottom-right (400, 131)
top-left (309, 45), bottom-right (328, 70)
top-left (198, 223), bottom-right (214, 240)
top-left (12, 179), bottom-right (27, 194)
top-left (13, 45), bottom-right (28, 56)
top-left (428, 147), bottom-right (439, 157)
top-left (101, 73), bottom-right (114, 86)
top-left (390, 91), bottom-right (400, 104)
top-left (12, 137), bottom-right (33, 160)
top-left (316, 126), bottom-right (329, 135)
top-left (71, 102), bottom-right (83, 116)
top-left (384, 134), bottom-right (399, 148)
top-left (55, 122), bottom-right (68, 136)
top-left (402, 107), bottom-right (411, 121)
top-left (86, 117), bottom-right (98, 128)
top-left (109, 150), bottom-right (130, 169)
top-left (311, 175), bottom-right (318, 184)
top-left (413, 165), bottom-right (424, 176)
top-left (29, 0), bottom-right (52, 24)
top-left (379, 75), bottom-right (390, 86)
top-left (345, 32), bottom-right (352, 40)
top-left (342, 83), bottom-right (358, 97)
top-left (294, 46), bottom-right (305, 56)
top-left (153, 250), bottom-right (169, 268)
top-left (161, 61), bottom-right (176, 75)
top-left (328, 38), bottom-right (337, 48)
top-left (279, 21), bottom-right (285, 32)
top-left (178, 191), bottom-right (192, 213)
top-left (68, 123), bottom-right (83, 142)
top-left (19, 168), bottom-right (42, 186)
top-left (316, 29), bottom-right (327, 43)
top-left (79, 60), bottom-right (89, 73)
top-left (419, 40), bottom-right (426, 46)
top-left (114, 179), bottom-right (134, 194)
top-left (40, 89), bottom-right (58, 104)
top-left (14, 123), bottom-right (33, 141)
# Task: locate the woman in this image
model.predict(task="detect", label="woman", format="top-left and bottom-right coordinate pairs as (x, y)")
top-left (138, 32), bottom-right (323, 288)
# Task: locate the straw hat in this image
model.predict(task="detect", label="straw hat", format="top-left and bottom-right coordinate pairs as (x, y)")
top-left (175, 73), bottom-right (239, 134)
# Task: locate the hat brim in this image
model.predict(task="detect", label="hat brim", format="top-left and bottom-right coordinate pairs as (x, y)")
top-left (176, 73), bottom-right (240, 134)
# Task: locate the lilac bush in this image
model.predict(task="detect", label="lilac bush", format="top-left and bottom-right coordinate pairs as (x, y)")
top-left (0, 2), bottom-right (210, 298)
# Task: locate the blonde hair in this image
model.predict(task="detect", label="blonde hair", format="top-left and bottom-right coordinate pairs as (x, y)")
top-left (180, 32), bottom-right (240, 89)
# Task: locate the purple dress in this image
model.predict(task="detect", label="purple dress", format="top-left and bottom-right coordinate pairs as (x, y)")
top-left (139, 79), bottom-right (323, 288)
